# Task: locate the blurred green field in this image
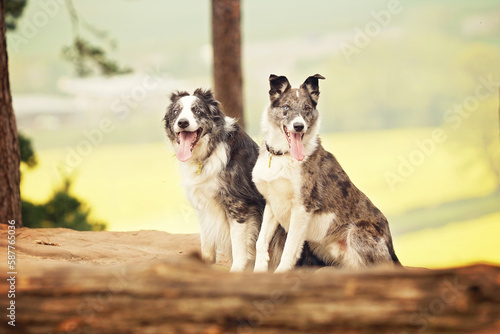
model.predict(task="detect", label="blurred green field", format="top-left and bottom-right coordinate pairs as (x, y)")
top-left (396, 212), bottom-right (500, 269)
top-left (20, 127), bottom-right (499, 268)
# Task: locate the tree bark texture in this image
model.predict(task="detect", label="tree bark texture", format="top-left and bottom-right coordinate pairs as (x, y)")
top-left (0, 1), bottom-right (22, 228)
top-left (2, 257), bottom-right (499, 334)
top-left (212, 0), bottom-right (244, 128)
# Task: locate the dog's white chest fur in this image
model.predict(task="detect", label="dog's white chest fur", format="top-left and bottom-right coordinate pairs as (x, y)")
top-left (180, 143), bottom-right (232, 257)
top-left (253, 152), bottom-right (301, 231)
top-left (180, 142), bottom-right (226, 206)
top-left (253, 149), bottom-right (334, 242)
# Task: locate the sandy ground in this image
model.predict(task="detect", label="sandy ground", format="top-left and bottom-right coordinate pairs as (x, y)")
top-left (0, 228), bottom-right (231, 272)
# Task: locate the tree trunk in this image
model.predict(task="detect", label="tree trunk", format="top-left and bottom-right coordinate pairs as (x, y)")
top-left (0, 1), bottom-right (22, 226)
top-left (212, 0), bottom-right (244, 128)
top-left (0, 2), bottom-right (22, 228)
top-left (3, 257), bottom-right (500, 333)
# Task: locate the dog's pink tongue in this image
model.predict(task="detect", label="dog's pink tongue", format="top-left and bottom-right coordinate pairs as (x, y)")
top-left (176, 131), bottom-right (196, 162)
top-left (290, 132), bottom-right (305, 161)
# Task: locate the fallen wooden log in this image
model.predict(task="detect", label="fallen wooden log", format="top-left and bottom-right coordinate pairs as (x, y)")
top-left (1, 253), bottom-right (499, 334)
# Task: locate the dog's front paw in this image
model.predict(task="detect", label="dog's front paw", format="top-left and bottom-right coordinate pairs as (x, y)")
top-left (201, 248), bottom-right (216, 264)
top-left (274, 263), bottom-right (292, 273)
top-left (230, 261), bottom-right (246, 273)
top-left (253, 258), bottom-right (269, 272)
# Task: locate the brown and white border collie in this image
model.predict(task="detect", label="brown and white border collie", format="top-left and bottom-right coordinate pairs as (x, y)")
top-left (253, 75), bottom-right (401, 273)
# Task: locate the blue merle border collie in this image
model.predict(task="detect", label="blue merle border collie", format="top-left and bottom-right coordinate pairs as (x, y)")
top-left (164, 88), bottom-right (324, 272)
top-left (253, 75), bottom-right (401, 273)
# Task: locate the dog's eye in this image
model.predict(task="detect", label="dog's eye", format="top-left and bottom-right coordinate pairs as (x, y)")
top-left (193, 106), bottom-right (201, 114)
top-left (282, 105), bottom-right (290, 115)
top-left (304, 105), bottom-right (311, 112)
top-left (173, 109), bottom-right (180, 115)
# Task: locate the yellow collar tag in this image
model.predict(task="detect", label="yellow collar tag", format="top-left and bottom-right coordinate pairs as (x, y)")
top-left (197, 162), bottom-right (202, 175)
top-left (265, 143), bottom-right (284, 168)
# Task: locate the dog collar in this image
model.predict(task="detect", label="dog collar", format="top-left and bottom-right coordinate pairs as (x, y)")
top-left (265, 143), bottom-right (284, 156)
top-left (265, 143), bottom-right (286, 168)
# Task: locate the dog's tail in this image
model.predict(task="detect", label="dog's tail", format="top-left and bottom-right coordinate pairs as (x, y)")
top-left (268, 225), bottom-right (326, 271)
top-left (388, 240), bottom-right (403, 267)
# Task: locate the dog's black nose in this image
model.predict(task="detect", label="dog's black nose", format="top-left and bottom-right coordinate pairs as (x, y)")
top-left (178, 119), bottom-right (189, 129)
top-left (293, 122), bottom-right (304, 132)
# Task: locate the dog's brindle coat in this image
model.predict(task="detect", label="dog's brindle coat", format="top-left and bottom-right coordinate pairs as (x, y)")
top-left (253, 75), bottom-right (401, 273)
top-left (164, 88), bottom-right (323, 271)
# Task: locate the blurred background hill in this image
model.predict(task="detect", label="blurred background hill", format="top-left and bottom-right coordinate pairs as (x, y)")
top-left (8, 0), bottom-right (500, 268)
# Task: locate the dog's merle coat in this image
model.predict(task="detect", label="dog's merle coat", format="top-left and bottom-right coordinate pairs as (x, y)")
top-left (164, 88), bottom-right (322, 271)
top-left (253, 75), bottom-right (401, 273)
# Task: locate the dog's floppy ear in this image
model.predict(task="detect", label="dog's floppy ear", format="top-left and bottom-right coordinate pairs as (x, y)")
top-left (300, 74), bottom-right (325, 103)
top-left (170, 90), bottom-right (189, 103)
top-left (193, 88), bottom-right (215, 102)
top-left (193, 88), bottom-right (221, 114)
top-left (269, 74), bottom-right (291, 102)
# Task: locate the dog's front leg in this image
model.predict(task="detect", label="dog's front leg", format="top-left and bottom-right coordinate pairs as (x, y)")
top-left (199, 232), bottom-right (216, 264)
top-left (229, 220), bottom-right (249, 272)
top-left (254, 205), bottom-right (279, 272)
top-left (199, 215), bottom-right (216, 264)
top-left (274, 206), bottom-right (311, 273)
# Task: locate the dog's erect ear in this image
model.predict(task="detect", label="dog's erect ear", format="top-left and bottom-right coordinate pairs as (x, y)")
top-left (170, 90), bottom-right (189, 103)
top-left (300, 74), bottom-right (325, 103)
top-left (269, 74), bottom-right (291, 102)
top-left (193, 88), bottom-right (221, 114)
